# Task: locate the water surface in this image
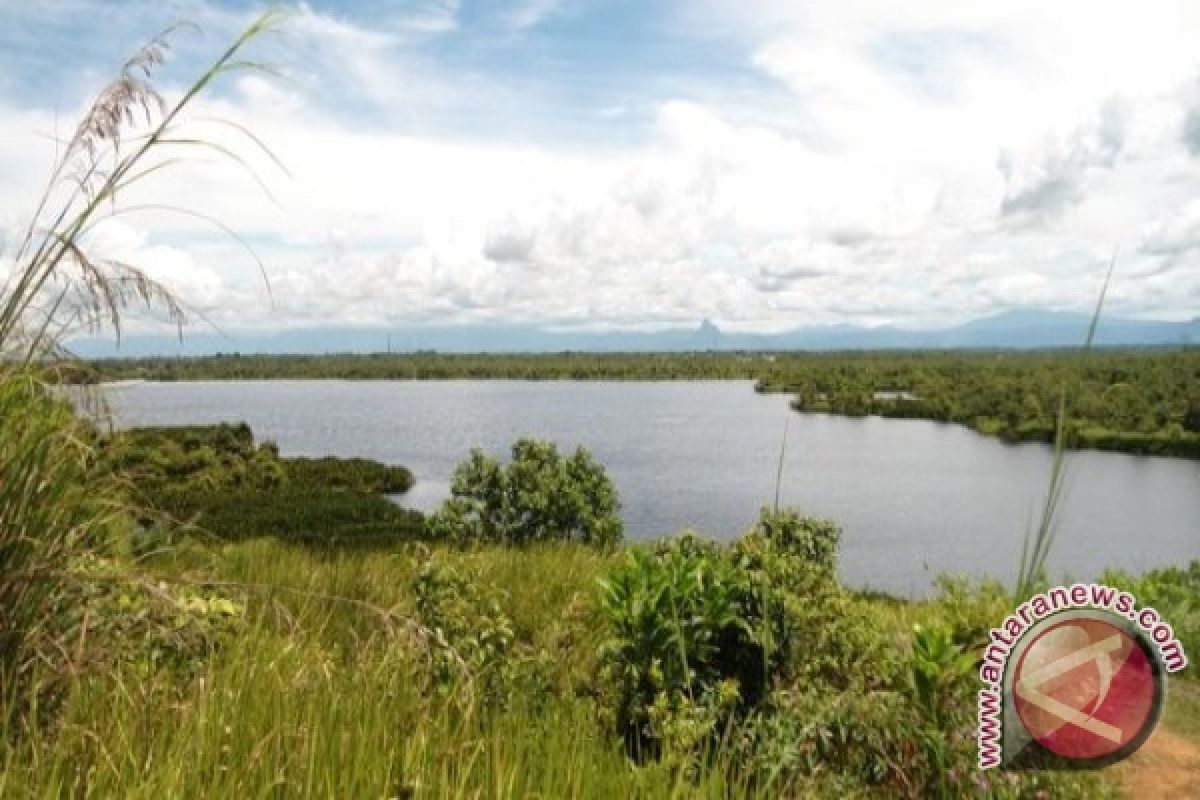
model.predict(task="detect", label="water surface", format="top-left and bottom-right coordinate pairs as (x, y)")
top-left (104, 380), bottom-right (1200, 596)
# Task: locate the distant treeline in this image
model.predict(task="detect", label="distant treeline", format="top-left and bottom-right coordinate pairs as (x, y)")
top-left (757, 349), bottom-right (1200, 458)
top-left (82, 349), bottom-right (1200, 458)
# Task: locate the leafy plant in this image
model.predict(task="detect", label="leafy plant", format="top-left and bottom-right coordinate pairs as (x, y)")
top-left (908, 623), bottom-right (976, 728)
top-left (428, 439), bottom-right (622, 547)
top-left (1101, 560), bottom-right (1198, 678)
top-left (596, 509), bottom-right (857, 760)
top-left (414, 557), bottom-right (516, 704)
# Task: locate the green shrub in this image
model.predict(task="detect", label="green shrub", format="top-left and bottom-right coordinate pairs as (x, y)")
top-left (597, 535), bottom-right (751, 756)
top-left (102, 423), bottom-right (285, 492)
top-left (413, 557), bottom-right (516, 704)
top-left (428, 439), bottom-right (622, 547)
top-left (57, 553), bottom-right (244, 679)
top-left (596, 509), bottom-right (870, 759)
top-left (931, 574), bottom-right (1012, 647)
top-left (0, 374), bottom-right (122, 694)
top-left (750, 507), bottom-right (840, 571)
top-left (100, 424), bottom-right (422, 551)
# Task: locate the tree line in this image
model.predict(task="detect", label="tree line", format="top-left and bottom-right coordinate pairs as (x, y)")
top-left (81, 348), bottom-right (1200, 458)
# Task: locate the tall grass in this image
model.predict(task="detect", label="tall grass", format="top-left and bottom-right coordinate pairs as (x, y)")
top-left (1013, 257), bottom-right (1116, 601)
top-left (0, 12), bottom-right (281, 720)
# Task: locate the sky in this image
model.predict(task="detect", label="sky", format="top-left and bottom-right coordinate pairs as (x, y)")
top-left (1, 0), bottom-right (1199, 335)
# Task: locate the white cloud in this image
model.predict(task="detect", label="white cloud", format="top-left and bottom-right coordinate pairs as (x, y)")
top-left (2, 0), bottom-right (1199, 337)
top-left (507, 0), bottom-right (564, 31)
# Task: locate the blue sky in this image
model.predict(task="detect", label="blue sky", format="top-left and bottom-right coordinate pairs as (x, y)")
top-left (1, 1), bottom-right (1199, 334)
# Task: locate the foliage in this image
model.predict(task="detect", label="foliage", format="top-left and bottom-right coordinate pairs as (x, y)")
top-left (150, 486), bottom-right (425, 548)
top-left (85, 349), bottom-right (1200, 458)
top-left (0, 6), bottom-right (280, 743)
top-left (100, 423), bottom-right (285, 492)
top-left (908, 623), bottom-right (977, 729)
top-left (597, 536), bottom-right (752, 757)
top-left (99, 424), bottom-right (423, 549)
top-left (428, 439), bottom-right (622, 547)
top-left (282, 456), bottom-right (413, 493)
top-left (57, 553), bottom-right (244, 679)
top-left (413, 556), bottom-right (516, 703)
top-left (0, 535), bottom-right (1131, 798)
top-left (751, 506), bottom-right (840, 570)
top-left (1101, 560), bottom-right (1199, 678)
top-left (930, 574), bottom-right (1012, 647)
top-left (0, 375), bottom-right (121, 694)
top-left (597, 510), bottom-right (875, 761)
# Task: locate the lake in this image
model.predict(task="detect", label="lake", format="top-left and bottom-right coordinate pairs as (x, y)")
top-left (102, 380), bottom-right (1200, 596)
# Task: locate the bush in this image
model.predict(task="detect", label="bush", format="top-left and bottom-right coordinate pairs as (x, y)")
top-left (428, 439), bottom-right (621, 547)
top-left (57, 553), bottom-right (244, 679)
top-left (413, 557), bottom-right (516, 704)
top-left (596, 509), bottom-right (870, 759)
top-left (597, 535), bottom-right (751, 756)
top-left (102, 423), bottom-right (285, 492)
top-left (100, 424), bottom-right (422, 551)
top-left (0, 375), bottom-right (121, 692)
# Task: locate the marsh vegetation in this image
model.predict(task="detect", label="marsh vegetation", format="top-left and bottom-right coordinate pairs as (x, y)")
top-left (1, 14), bottom-right (1196, 799)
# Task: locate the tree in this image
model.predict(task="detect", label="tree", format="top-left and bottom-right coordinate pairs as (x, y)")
top-left (428, 439), bottom-right (622, 547)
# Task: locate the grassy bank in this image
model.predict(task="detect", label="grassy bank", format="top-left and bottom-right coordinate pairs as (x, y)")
top-left (3, 425), bottom-right (1195, 797)
top-left (1, 16), bottom-right (1194, 798)
top-left (3, 530), bottom-right (1194, 797)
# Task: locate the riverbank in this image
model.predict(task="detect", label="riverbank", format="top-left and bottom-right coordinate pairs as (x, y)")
top-left (93, 386), bottom-right (1200, 595)
top-left (3, 422), bottom-right (1196, 797)
top-left (79, 349), bottom-right (1200, 460)
top-left (2, 534), bottom-right (1195, 797)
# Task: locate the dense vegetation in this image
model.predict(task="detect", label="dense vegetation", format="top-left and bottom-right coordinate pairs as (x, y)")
top-left (86, 348), bottom-right (1200, 457)
top-left (100, 423), bottom-right (424, 549)
top-left (6, 418), bottom-right (1194, 794)
top-left (1, 16), bottom-right (1194, 799)
top-left (762, 349), bottom-right (1200, 458)
top-left (428, 439), bottom-right (623, 547)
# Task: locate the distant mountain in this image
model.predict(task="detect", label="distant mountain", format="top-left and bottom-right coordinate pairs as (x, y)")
top-left (69, 310), bottom-right (1199, 358)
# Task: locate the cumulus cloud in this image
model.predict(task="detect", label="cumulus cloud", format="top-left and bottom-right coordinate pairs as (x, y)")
top-left (2, 0), bottom-right (1199, 336)
top-left (1139, 201), bottom-right (1200, 256)
top-left (482, 225), bottom-right (537, 264)
top-left (997, 100), bottom-right (1128, 222)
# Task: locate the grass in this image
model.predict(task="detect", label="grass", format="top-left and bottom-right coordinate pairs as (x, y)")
top-left (0, 13), bottom-right (1195, 799)
top-left (4, 536), bottom-right (1167, 797)
top-left (0, 541), bottom-right (676, 798)
top-left (1014, 258), bottom-right (1114, 602)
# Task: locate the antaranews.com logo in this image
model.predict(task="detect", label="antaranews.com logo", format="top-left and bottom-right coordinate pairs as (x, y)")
top-left (977, 583), bottom-right (1188, 769)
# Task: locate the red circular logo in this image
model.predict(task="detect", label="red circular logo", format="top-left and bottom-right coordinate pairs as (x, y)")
top-left (1012, 615), bottom-right (1160, 761)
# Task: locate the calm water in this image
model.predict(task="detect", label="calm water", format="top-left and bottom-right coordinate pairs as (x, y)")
top-left (103, 380), bottom-right (1199, 596)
